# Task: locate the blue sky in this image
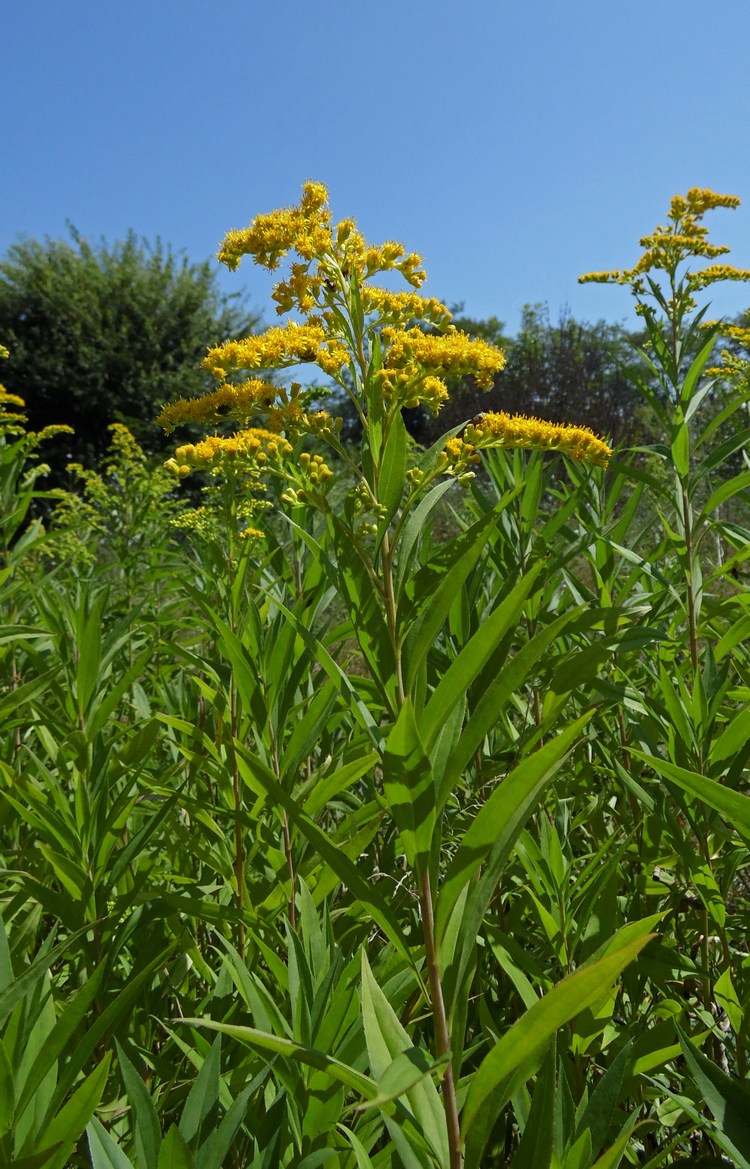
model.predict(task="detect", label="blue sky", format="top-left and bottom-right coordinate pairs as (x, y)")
top-left (3, 1), bottom-right (750, 335)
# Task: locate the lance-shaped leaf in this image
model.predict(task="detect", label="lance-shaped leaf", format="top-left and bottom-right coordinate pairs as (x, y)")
top-left (235, 745), bottom-right (412, 966)
top-left (87, 1117), bottom-right (136, 1169)
top-left (436, 609), bottom-right (581, 810)
top-left (182, 1017), bottom-right (376, 1099)
top-left (361, 952), bottom-right (449, 1169)
top-left (461, 920), bottom-right (655, 1143)
top-left (382, 699), bottom-right (436, 877)
top-left (402, 505), bottom-right (514, 692)
top-left (330, 515), bottom-right (398, 710)
top-left (42, 1054), bottom-right (112, 1169)
top-left (677, 1027), bottom-right (750, 1168)
top-left (633, 750), bottom-right (750, 840)
top-left (375, 411), bottom-right (407, 551)
top-left (421, 562), bottom-right (544, 755)
top-left (435, 714), bottom-right (592, 954)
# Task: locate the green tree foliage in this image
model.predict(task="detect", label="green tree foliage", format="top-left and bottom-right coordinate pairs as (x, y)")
top-left (0, 229), bottom-right (260, 477)
top-left (406, 305), bottom-right (649, 450)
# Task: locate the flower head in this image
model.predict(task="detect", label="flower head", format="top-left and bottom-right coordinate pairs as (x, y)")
top-left (459, 412), bottom-right (612, 467)
top-left (579, 188), bottom-right (750, 314)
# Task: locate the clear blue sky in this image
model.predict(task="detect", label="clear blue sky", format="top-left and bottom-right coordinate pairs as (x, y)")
top-left (3, 1), bottom-right (750, 335)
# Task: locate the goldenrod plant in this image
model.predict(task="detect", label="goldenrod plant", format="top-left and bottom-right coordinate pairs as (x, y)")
top-left (1, 189), bottom-right (750, 1169)
top-left (154, 184), bottom-right (651, 1169)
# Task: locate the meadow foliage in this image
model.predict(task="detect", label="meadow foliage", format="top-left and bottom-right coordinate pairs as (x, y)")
top-left (1, 186), bottom-right (750, 1167)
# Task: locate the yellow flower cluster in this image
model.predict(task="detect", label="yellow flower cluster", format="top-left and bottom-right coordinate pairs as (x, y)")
top-left (218, 182), bottom-right (428, 315)
top-left (686, 264), bottom-right (750, 293)
top-left (338, 228), bottom-right (426, 287)
top-left (202, 322), bottom-right (350, 380)
top-left (377, 326), bottom-right (505, 410)
top-left (361, 288), bottom-right (453, 328)
top-left (1, 386), bottom-right (26, 410)
top-left (217, 181), bottom-right (332, 272)
top-left (157, 379), bottom-right (337, 445)
top-left (705, 321), bottom-right (750, 385)
top-left (0, 385), bottom-right (27, 432)
top-left (459, 412), bottom-right (612, 467)
top-left (156, 380), bottom-right (278, 433)
top-left (272, 262), bottom-right (323, 315)
top-left (580, 188), bottom-right (750, 294)
top-left (167, 428), bottom-right (294, 476)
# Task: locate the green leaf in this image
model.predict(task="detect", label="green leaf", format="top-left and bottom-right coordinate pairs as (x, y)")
top-left (87, 648), bottom-right (152, 737)
top-left (461, 922), bottom-right (654, 1140)
top-left (435, 714), bottom-right (592, 952)
top-left (439, 608), bottom-right (581, 809)
top-left (181, 1018), bottom-right (376, 1100)
top-left (87, 1118), bottom-right (136, 1169)
top-left (235, 744), bottom-right (411, 966)
top-left (382, 699), bottom-right (436, 876)
top-left (421, 562), bottom-right (543, 753)
top-left (0, 1036), bottom-right (16, 1134)
top-left (2, 1147), bottom-right (63, 1169)
top-left (670, 416), bottom-right (690, 478)
top-left (715, 969), bottom-right (743, 1035)
top-left (330, 515), bottom-right (397, 708)
top-left (116, 1042), bottom-right (162, 1169)
top-left (375, 412), bottom-right (407, 549)
top-left (43, 1053), bottom-right (111, 1169)
top-left (678, 1028), bottom-right (750, 1168)
top-left (157, 1125), bottom-right (195, 1169)
top-left (197, 1079), bottom-right (258, 1169)
top-left (302, 752), bottom-right (380, 819)
top-left (709, 708), bottom-right (750, 769)
top-left (699, 470), bottom-right (750, 526)
top-left (633, 751), bottom-right (750, 839)
top-left (337, 1123), bottom-right (376, 1169)
top-left (589, 1121), bottom-right (638, 1169)
top-left (403, 506), bottom-right (509, 691)
top-left (359, 1047), bottom-right (450, 1114)
top-left (75, 591), bottom-right (106, 719)
top-left (15, 963), bottom-right (107, 1123)
top-left (576, 1041), bottom-right (633, 1159)
top-left (0, 926), bottom-right (89, 1030)
top-left (360, 952), bottom-right (449, 1168)
top-left (507, 1040), bottom-right (556, 1169)
top-left (680, 322), bottom-right (720, 410)
top-left (259, 591), bottom-right (383, 748)
top-left (395, 480), bottom-right (456, 597)
top-left (50, 946), bottom-right (176, 1110)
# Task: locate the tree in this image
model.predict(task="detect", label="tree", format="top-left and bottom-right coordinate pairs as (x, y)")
top-left (405, 304), bottom-right (650, 451)
top-left (0, 229), bottom-right (260, 478)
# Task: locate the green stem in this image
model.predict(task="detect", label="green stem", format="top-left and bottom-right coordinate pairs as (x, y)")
top-left (381, 527), bottom-right (462, 1167)
top-left (420, 870), bottom-right (463, 1169)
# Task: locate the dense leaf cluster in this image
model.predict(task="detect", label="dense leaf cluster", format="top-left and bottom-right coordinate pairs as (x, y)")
top-left (0, 230), bottom-right (259, 478)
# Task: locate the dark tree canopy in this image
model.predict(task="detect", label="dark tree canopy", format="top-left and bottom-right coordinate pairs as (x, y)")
top-left (406, 304), bottom-right (650, 452)
top-left (0, 229), bottom-right (260, 476)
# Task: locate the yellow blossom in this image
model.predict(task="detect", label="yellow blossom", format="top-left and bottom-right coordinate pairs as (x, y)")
top-left (156, 380), bottom-right (278, 433)
top-left (1, 387), bottom-right (26, 409)
top-left (686, 264), bottom-right (750, 292)
top-left (202, 322), bottom-right (350, 380)
top-left (217, 180), bottom-right (333, 271)
top-left (580, 188), bottom-right (749, 300)
top-left (361, 288), bottom-right (453, 329)
top-left (172, 428), bottom-right (293, 474)
top-left (381, 327), bottom-right (506, 389)
top-left (462, 412), bottom-right (612, 466)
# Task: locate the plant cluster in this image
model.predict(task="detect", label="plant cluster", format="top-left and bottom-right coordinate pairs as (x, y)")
top-left (1, 186), bottom-right (750, 1169)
